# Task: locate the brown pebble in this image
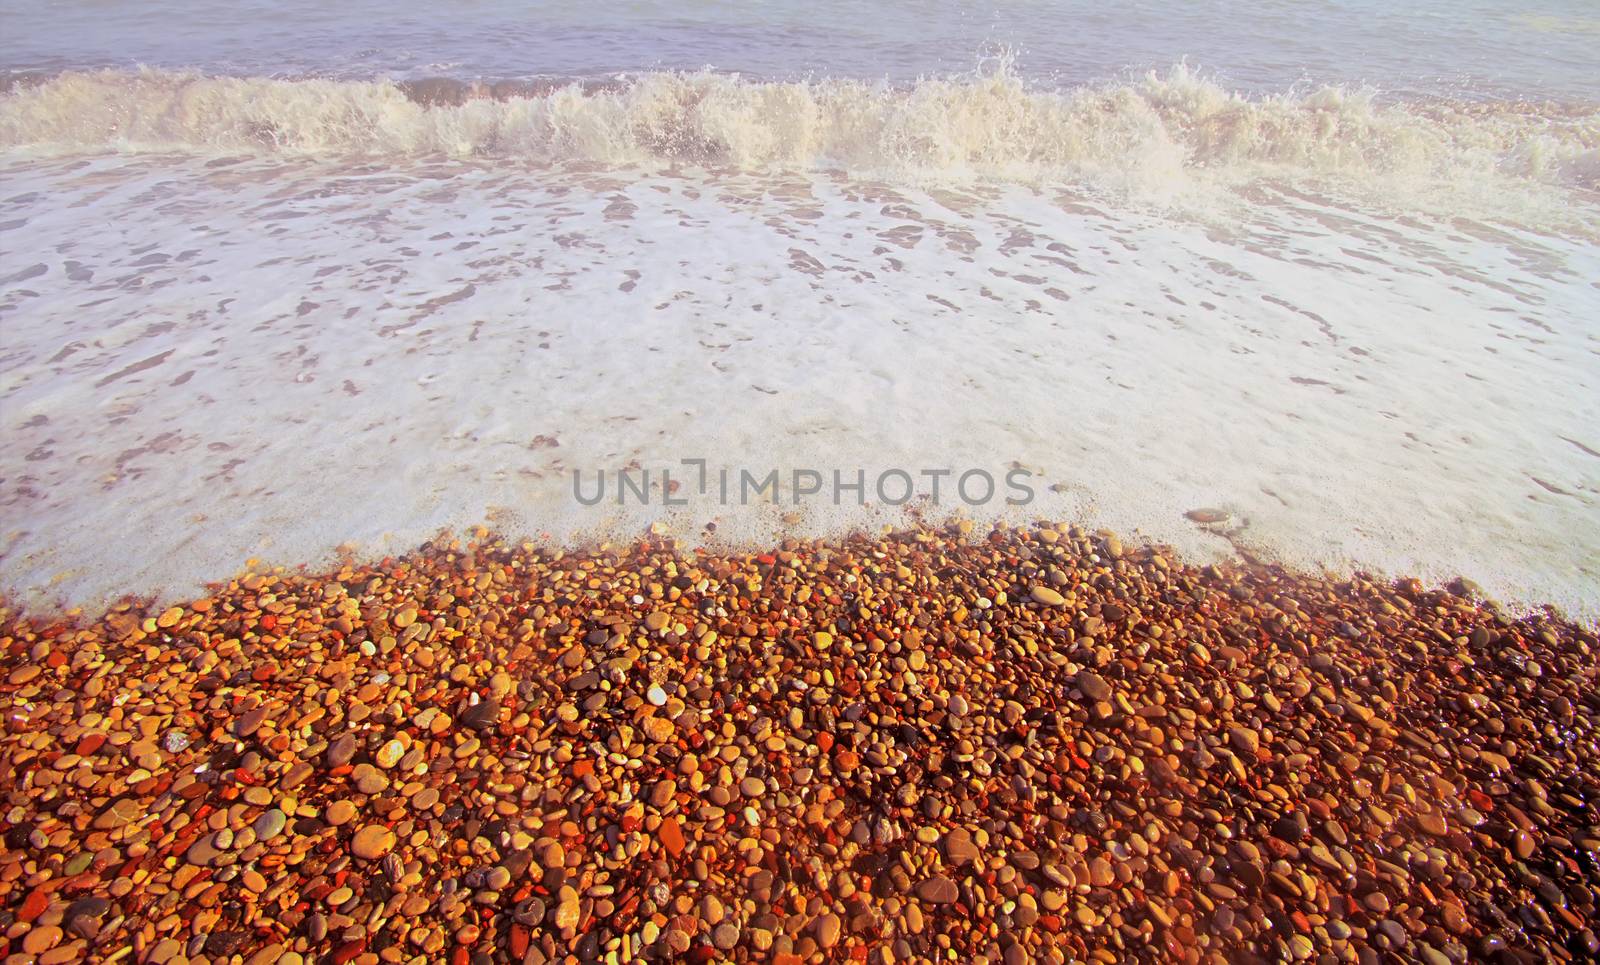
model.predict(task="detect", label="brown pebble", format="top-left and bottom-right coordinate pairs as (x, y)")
top-left (0, 521), bottom-right (1594, 965)
top-left (350, 825), bottom-right (395, 860)
top-left (916, 876), bottom-right (959, 904)
top-left (815, 912), bottom-right (841, 948)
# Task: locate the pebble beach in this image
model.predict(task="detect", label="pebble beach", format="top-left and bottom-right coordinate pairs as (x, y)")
top-left (5, 2), bottom-right (1599, 963)
top-left (3, 522), bottom-right (1597, 964)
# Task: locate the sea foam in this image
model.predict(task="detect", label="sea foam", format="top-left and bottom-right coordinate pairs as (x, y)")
top-left (2, 65), bottom-right (1596, 225)
top-left (1, 155), bottom-right (1596, 619)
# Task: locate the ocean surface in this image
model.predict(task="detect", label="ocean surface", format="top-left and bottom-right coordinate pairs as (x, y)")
top-left (1, 1), bottom-right (1597, 619)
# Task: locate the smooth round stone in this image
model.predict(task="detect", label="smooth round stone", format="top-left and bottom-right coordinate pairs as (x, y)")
top-left (514, 898), bottom-right (546, 926)
top-left (1076, 672), bottom-right (1111, 701)
top-left (376, 739), bottom-right (405, 768)
top-left (186, 836), bottom-right (223, 866)
top-left (66, 897), bottom-right (110, 924)
top-left (554, 886), bottom-right (581, 929)
top-left (815, 913), bottom-right (841, 948)
top-left (326, 734), bottom-right (358, 767)
top-left (325, 800), bottom-right (358, 826)
top-left (253, 809), bottom-right (287, 841)
top-left (1377, 920), bottom-right (1407, 946)
top-left (1418, 944), bottom-right (1451, 965)
top-left (943, 830), bottom-right (981, 866)
top-left (350, 825), bottom-right (395, 860)
top-left (541, 840), bottom-right (566, 869)
top-left (1030, 586), bottom-right (1066, 606)
top-left (1088, 858), bottom-right (1115, 887)
top-left (23, 925), bottom-right (64, 954)
top-left (233, 707), bottom-right (268, 737)
top-left (915, 876), bottom-right (958, 904)
top-left (647, 685), bottom-right (668, 706)
top-left (95, 798), bottom-right (143, 830)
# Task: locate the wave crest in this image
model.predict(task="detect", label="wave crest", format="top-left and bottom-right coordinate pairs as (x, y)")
top-left (3, 65), bottom-right (1597, 215)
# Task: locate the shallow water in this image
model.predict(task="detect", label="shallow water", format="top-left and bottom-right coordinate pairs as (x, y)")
top-left (1, 2), bottom-right (1597, 618)
top-left (4, 0), bottom-right (1599, 100)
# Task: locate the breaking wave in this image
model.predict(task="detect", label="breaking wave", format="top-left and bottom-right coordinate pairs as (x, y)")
top-left (3, 65), bottom-right (1597, 217)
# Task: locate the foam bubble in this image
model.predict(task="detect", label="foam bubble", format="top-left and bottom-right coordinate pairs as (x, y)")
top-left (1, 156), bottom-right (1596, 619)
top-left (2, 65), bottom-right (1596, 225)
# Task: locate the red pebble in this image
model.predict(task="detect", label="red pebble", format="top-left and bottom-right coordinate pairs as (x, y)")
top-left (19, 889), bottom-right (48, 922)
top-left (659, 816), bottom-right (687, 857)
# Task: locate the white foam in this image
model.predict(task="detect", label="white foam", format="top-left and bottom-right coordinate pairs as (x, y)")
top-left (0, 154), bottom-right (1596, 620)
top-left (2, 66), bottom-right (1597, 227)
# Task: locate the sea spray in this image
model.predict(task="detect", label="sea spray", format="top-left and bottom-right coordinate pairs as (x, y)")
top-left (3, 65), bottom-right (1596, 224)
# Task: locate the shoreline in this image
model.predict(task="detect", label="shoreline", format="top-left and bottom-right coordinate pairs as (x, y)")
top-left (2, 523), bottom-right (1596, 962)
top-left (4, 511), bottom-right (1595, 631)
